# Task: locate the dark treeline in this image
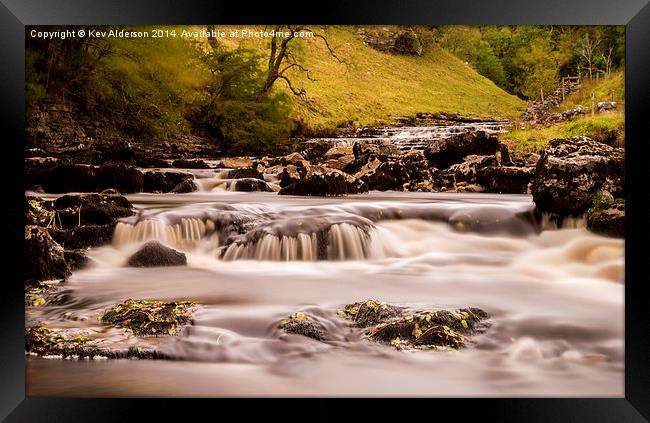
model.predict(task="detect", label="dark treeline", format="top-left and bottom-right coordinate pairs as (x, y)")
top-left (431, 25), bottom-right (625, 100)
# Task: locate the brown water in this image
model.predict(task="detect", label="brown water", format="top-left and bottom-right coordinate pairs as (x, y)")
top-left (26, 186), bottom-right (624, 397)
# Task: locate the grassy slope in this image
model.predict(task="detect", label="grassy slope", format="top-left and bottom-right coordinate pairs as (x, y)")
top-left (213, 26), bottom-right (526, 130)
top-left (501, 72), bottom-right (625, 152)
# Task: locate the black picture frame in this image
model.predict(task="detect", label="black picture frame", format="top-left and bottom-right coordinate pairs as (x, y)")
top-left (1, 0), bottom-right (648, 420)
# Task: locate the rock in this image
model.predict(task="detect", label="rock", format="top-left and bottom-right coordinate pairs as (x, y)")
top-left (100, 299), bottom-right (196, 336)
top-left (597, 101), bottom-right (617, 113)
top-left (233, 178), bottom-right (272, 192)
top-left (52, 194), bottom-right (134, 229)
top-left (172, 159), bottom-right (211, 169)
top-left (277, 313), bottom-right (329, 341)
top-left (26, 164), bottom-right (96, 193)
top-left (510, 151), bottom-right (540, 167)
top-left (26, 326), bottom-right (101, 358)
top-left (143, 170), bottom-right (193, 193)
top-left (281, 152), bottom-right (306, 165)
top-left (477, 166), bottom-right (533, 194)
top-left (357, 155), bottom-right (430, 191)
top-left (25, 225), bottom-right (70, 281)
top-left (94, 163), bottom-right (144, 193)
top-left (424, 130), bottom-right (500, 169)
top-left (64, 249), bottom-right (90, 271)
top-left (218, 157), bottom-right (253, 169)
top-left (51, 224), bottom-right (116, 249)
top-left (126, 241), bottom-right (187, 267)
top-left (532, 137), bottom-right (624, 217)
top-left (279, 169), bottom-right (366, 196)
top-left (299, 143), bottom-right (331, 161)
top-left (342, 300), bottom-right (403, 327)
top-left (26, 196), bottom-right (51, 226)
top-left (587, 197), bottom-right (624, 238)
top-left (498, 143), bottom-right (513, 166)
top-left (323, 147), bottom-right (352, 159)
top-left (228, 167), bottom-right (264, 180)
top-left (279, 166), bottom-right (301, 188)
top-left (171, 179), bottom-right (198, 193)
top-left (323, 154), bottom-right (355, 171)
top-left (394, 30), bottom-right (423, 55)
top-left (446, 155), bottom-right (497, 184)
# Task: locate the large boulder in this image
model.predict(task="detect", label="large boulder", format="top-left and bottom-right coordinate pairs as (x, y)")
top-left (94, 163), bottom-right (144, 193)
top-left (233, 178), bottom-right (272, 192)
top-left (279, 169), bottom-right (366, 196)
top-left (26, 164), bottom-right (96, 193)
top-left (172, 159), bottom-right (211, 169)
top-left (50, 224), bottom-right (116, 249)
top-left (357, 155), bottom-right (429, 191)
top-left (477, 166), bottom-right (533, 194)
top-left (228, 168), bottom-right (264, 180)
top-left (52, 194), bottom-right (134, 229)
top-left (143, 171), bottom-right (194, 193)
top-left (171, 179), bottom-right (198, 193)
top-left (25, 225), bottom-right (70, 281)
top-left (126, 241), bottom-right (187, 267)
top-left (445, 155), bottom-right (497, 184)
top-left (532, 137), bottom-right (624, 217)
top-left (424, 130), bottom-right (500, 169)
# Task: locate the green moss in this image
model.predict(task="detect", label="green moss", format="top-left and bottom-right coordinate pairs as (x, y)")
top-left (26, 326), bottom-right (100, 358)
top-left (100, 299), bottom-right (197, 336)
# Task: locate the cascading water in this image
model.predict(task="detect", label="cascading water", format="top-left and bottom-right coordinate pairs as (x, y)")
top-left (26, 191), bottom-right (624, 397)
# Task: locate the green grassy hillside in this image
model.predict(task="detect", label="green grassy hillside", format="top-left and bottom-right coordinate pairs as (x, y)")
top-left (214, 26), bottom-right (526, 130)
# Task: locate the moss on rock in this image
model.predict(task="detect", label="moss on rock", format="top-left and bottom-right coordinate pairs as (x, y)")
top-left (100, 299), bottom-right (196, 336)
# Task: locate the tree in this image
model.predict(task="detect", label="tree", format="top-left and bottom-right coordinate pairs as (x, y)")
top-left (257, 25), bottom-right (343, 101)
top-left (577, 32), bottom-right (601, 79)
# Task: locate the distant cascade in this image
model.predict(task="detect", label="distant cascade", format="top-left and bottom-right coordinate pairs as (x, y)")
top-left (113, 218), bottom-right (215, 249)
top-left (220, 223), bottom-right (376, 261)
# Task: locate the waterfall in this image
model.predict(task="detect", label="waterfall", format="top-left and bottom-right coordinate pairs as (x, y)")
top-left (113, 218), bottom-right (215, 249)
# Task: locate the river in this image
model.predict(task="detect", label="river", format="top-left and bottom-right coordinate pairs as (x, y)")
top-left (26, 168), bottom-right (624, 397)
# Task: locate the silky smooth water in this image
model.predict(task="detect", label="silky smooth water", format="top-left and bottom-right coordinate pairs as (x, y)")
top-left (26, 189), bottom-right (624, 397)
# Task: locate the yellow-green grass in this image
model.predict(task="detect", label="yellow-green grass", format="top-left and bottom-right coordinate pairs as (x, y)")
top-left (203, 26), bottom-right (526, 130)
top-left (501, 112), bottom-right (624, 153)
top-left (555, 71), bottom-right (624, 112)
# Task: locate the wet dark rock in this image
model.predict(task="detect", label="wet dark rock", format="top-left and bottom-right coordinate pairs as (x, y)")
top-left (229, 168), bottom-right (264, 180)
top-left (94, 163), bottom-right (144, 193)
top-left (144, 171), bottom-right (194, 193)
top-left (424, 130), bottom-right (500, 169)
top-left (172, 159), bottom-right (211, 169)
top-left (25, 225), bottom-right (70, 281)
top-left (357, 154), bottom-right (429, 191)
top-left (281, 152), bottom-right (306, 165)
top-left (170, 179), bottom-right (198, 193)
top-left (532, 137), bottom-right (624, 217)
top-left (498, 143), bottom-right (513, 166)
top-left (445, 155), bottom-right (497, 184)
top-left (233, 178), bottom-right (272, 192)
top-left (26, 163), bottom-right (96, 193)
top-left (100, 299), bottom-right (196, 336)
top-left (64, 249), bottom-right (90, 271)
top-left (277, 313), bottom-right (329, 341)
top-left (279, 171), bottom-right (365, 196)
top-left (280, 167), bottom-right (301, 188)
top-left (299, 143), bottom-right (330, 161)
top-left (51, 224), bottom-right (115, 249)
top-left (477, 166), bottom-right (533, 194)
top-left (52, 194), bottom-right (134, 229)
top-left (126, 241), bottom-right (187, 267)
top-left (587, 196), bottom-right (624, 238)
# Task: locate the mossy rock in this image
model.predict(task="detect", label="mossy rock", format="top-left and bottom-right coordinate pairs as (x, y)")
top-left (277, 312), bottom-right (329, 341)
top-left (26, 326), bottom-right (100, 358)
top-left (100, 299), bottom-right (196, 336)
top-left (340, 299), bottom-right (404, 327)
